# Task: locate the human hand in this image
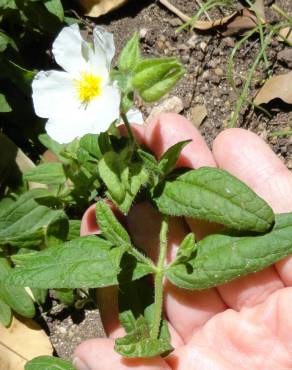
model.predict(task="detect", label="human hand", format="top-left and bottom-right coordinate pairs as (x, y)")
top-left (73, 113), bottom-right (292, 370)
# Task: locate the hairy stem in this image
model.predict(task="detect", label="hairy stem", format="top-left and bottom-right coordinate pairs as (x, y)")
top-left (128, 246), bottom-right (156, 270)
top-left (151, 216), bottom-right (169, 339)
top-left (121, 112), bottom-right (139, 148)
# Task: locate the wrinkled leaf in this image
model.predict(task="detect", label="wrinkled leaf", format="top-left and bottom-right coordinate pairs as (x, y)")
top-left (115, 316), bottom-right (172, 358)
top-left (0, 258), bottom-right (35, 318)
top-left (254, 71), bottom-right (292, 105)
top-left (7, 236), bottom-right (125, 289)
top-left (25, 356), bottom-right (75, 370)
top-left (166, 213), bottom-right (292, 290)
top-left (0, 299), bottom-right (11, 327)
top-left (158, 140), bottom-right (191, 175)
top-left (155, 167), bottom-right (274, 233)
top-left (0, 189), bottom-right (68, 248)
top-left (24, 162), bottom-right (66, 185)
top-left (95, 200), bottom-right (131, 247)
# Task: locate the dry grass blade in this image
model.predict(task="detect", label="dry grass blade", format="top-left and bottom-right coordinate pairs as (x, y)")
top-left (254, 71), bottom-right (292, 105)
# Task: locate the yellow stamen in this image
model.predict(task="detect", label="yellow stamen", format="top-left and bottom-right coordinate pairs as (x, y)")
top-left (74, 72), bottom-right (102, 104)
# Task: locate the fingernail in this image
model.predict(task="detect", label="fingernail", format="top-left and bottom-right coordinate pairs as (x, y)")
top-left (73, 357), bottom-right (91, 370)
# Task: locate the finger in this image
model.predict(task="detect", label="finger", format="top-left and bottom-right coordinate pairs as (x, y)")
top-left (73, 338), bottom-right (171, 370)
top-left (144, 113), bottom-right (216, 168)
top-left (213, 128), bottom-right (292, 309)
top-left (168, 287), bottom-right (292, 370)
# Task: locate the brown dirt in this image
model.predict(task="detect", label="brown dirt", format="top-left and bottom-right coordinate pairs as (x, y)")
top-left (50, 0), bottom-right (292, 360)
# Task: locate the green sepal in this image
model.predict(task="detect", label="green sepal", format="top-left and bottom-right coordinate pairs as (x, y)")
top-left (118, 32), bottom-right (140, 72)
top-left (132, 58), bottom-right (185, 102)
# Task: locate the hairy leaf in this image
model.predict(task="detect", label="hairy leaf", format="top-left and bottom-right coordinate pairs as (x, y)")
top-left (25, 356), bottom-right (75, 370)
top-left (0, 298), bottom-right (12, 327)
top-left (96, 200), bottom-right (131, 247)
top-left (158, 140), bottom-right (191, 175)
top-left (0, 189), bottom-right (68, 247)
top-left (0, 258), bottom-right (35, 318)
top-left (166, 213), bottom-right (292, 290)
top-left (7, 236), bottom-right (125, 289)
top-left (155, 167), bottom-right (274, 232)
top-left (115, 316), bottom-right (172, 358)
top-left (24, 163), bottom-right (66, 185)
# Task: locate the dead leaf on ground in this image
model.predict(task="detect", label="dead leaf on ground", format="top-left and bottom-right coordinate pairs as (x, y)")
top-left (254, 71), bottom-right (292, 105)
top-left (0, 317), bottom-right (53, 370)
top-left (79, 0), bottom-right (128, 17)
top-left (159, 0), bottom-right (264, 35)
top-left (278, 27), bottom-right (292, 44)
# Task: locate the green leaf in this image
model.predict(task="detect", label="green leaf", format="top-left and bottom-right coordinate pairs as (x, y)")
top-left (67, 220), bottom-right (81, 240)
top-left (132, 58), bottom-right (185, 102)
top-left (115, 316), bottom-right (172, 358)
top-left (119, 32), bottom-right (140, 72)
top-left (98, 152), bottom-right (126, 204)
top-left (158, 140), bottom-right (191, 175)
top-left (0, 189), bottom-right (68, 248)
top-left (0, 257), bottom-right (35, 318)
top-left (7, 236), bottom-right (125, 289)
top-left (166, 213), bottom-right (292, 290)
top-left (137, 149), bottom-right (160, 174)
top-left (0, 298), bottom-right (12, 326)
top-left (54, 289), bottom-right (75, 306)
top-left (118, 164), bottom-right (149, 214)
top-left (79, 134), bottom-right (101, 159)
top-left (117, 279), bottom-right (172, 358)
top-left (44, 0), bottom-right (64, 21)
top-left (31, 288), bottom-right (48, 305)
top-left (38, 134), bottom-right (67, 162)
top-left (95, 200), bottom-right (131, 247)
top-left (0, 31), bottom-right (17, 52)
top-left (24, 163), bottom-right (67, 185)
top-left (174, 232), bottom-right (196, 264)
top-left (155, 167), bottom-right (274, 233)
top-left (0, 93), bottom-right (11, 112)
top-left (25, 356), bottom-right (75, 370)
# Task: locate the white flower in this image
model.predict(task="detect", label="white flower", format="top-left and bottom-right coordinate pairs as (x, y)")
top-left (32, 24), bottom-right (121, 144)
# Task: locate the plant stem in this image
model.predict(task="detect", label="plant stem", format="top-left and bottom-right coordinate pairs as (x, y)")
top-left (151, 216), bottom-right (169, 339)
top-left (121, 112), bottom-right (139, 148)
top-left (128, 246), bottom-right (156, 270)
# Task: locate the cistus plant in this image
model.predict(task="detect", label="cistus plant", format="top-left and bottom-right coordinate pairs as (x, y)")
top-left (0, 23), bottom-right (292, 370)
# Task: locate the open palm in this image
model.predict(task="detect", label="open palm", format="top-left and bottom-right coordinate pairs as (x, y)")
top-left (74, 114), bottom-right (292, 370)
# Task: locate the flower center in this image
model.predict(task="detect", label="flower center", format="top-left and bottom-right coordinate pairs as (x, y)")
top-left (74, 72), bottom-right (102, 104)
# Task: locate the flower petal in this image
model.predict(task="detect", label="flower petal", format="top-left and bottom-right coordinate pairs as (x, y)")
top-left (45, 84), bottom-right (121, 144)
top-left (126, 108), bottom-right (144, 125)
top-left (93, 26), bottom-right (115, 69)
top-left (52, 24), bottom-right (89, 75)
top-left (32, 70), bottom-right (76, 118)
